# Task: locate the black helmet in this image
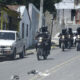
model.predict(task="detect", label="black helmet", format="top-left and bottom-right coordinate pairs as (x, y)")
top-left (62, 29), bottom-right (67, 35)
top-left (41, 27), bottom-right (48, 32)
top-left (68, 28), bottom-right (72, 34)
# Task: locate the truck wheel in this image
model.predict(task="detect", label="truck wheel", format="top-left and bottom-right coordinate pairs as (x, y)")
top-left (77, 43), bottom-right (80, 51)
top-left (11, 49), bottom-right (16, 60)
top-left (19, 47), bottom-right (25, 58)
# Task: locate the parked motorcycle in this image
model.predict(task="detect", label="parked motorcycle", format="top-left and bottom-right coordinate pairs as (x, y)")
top-left (36, 36), bottom-right (50, 60)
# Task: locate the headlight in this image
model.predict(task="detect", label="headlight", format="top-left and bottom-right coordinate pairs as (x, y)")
top-left (78, 35), bottom-right (80, 38)
top-left (68, 35), bottom-right (70, 38)
top-left (62, 35), bottom-right (65, 39)
top-left (39, 37), bottom-right (43, 42)
top-left (39, 39), bottom-right (42, 42)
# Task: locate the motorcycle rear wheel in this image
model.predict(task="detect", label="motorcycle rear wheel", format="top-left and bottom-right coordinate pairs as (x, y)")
top-left (77, 43), bottom-right (80, 51)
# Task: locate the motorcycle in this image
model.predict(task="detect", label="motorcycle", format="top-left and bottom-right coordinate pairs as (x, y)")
top-left (36, 36), bottom-right (50, 60)
top-left (76, 35), bottom-right (80, 51)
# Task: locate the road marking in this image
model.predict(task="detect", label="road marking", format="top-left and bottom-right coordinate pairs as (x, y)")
top-left (29, 54), bottom-right (80, 80)
top-left (38, 72), bottom-right (50, 77)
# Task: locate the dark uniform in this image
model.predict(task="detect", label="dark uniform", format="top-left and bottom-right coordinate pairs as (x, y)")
top-left (67, 28), bottom-right (73, 46)
top-left (59, 29), bottom-right (68, 48)
top-left (35, 27), bottom-right (51, 51)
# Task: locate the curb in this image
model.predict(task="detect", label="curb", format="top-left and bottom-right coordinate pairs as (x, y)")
top-left (25, 45), bottom-right (58, 55)
top-left (26, 49), bottom-right (36, 55)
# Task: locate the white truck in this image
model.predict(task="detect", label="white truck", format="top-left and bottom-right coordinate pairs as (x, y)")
top-left (0, 30), bottom-right (25, 59)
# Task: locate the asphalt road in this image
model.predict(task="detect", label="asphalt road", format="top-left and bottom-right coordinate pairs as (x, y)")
top-left (0, 47), bottom-right (80, 80)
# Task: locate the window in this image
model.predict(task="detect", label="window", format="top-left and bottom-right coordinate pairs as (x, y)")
top-left (71, 10), bottom-right (76, 21)
top-left (3, 22), bottom-right (6, 30)
top-left (26, 24), bottom-right (28, 37)
top-left (0, 32), bottom-right (15, 40)
top-left (22, 23), bottom-right (24, 38)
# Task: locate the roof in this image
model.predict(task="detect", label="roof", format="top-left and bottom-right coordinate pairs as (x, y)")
top-left (7, 5), bottom-right (20, 11)
top-left (6, 5), bottom-right (26, 16)
top-left (6, 5), bottom-right (31, 22)
top-left (55, 2), bottom-right (75, 9)
top-left (17, 6), bottom-right (26, 16)
top-left (62, 0), bottom-right (74, 3)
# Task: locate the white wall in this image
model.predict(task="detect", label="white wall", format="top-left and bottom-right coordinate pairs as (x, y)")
top-left (57, 9), bottom-right (71, 24)
top-left (18, 6), bottom-right (31, 49)
top-left (29, 3), bottom-right (40, 45)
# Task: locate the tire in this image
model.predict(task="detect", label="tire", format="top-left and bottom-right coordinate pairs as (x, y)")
top-left (43, 55), bottom-right (47, 60)
top-left (68, 42), bottom-right (71, 49)
top-left (37, 48), bottom-right (41, 60)
top-left (61, 43), bottom-right (65, 51)
top-left (10, 49), bottom-right (16, 60)
top-left (77, 43), bottom-right (80, 51)
top-left (43, 50), bottom-right (48, 60)
top-left (19, 47), bottom-right (25, 58)
top-left (77, 45), bottom-right (79, 51)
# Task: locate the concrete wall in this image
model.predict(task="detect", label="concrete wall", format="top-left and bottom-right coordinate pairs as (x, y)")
top-left (44, 11), bottom-right (62, 37)
top-left (18, 6), bottom-right (31, 49)
top-left (29, 3), bottom-right (40, 45)
top-left (57, 9), bottom-right (73, 25)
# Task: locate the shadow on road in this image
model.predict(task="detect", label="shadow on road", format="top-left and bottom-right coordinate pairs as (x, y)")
top-left (0, 56), bottom-right (28, 62)
top-left (26, 52), bottom-right (34, 56)
top-left (47, 58), bottom-right (54, 60)
top-left (37, 58), bottom-right (54, 62)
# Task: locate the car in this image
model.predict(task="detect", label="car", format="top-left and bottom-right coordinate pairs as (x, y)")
top-left (0, 30), bottom-right (25, 59)
top-left (51, 33), bottom-right (60, 46)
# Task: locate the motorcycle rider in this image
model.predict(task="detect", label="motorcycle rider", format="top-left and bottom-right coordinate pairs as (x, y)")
top-left (35, 26), bottom-right (51, 54)
top-left (67, 28), bottom-right (73, 47)
top-left (75, 27), bottom-right (80, 50)
top-left (59, 28), bottom-right (68, 48)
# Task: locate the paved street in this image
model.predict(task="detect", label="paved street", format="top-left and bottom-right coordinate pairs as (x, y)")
top-left (0, 47), bottom-right (80, 80)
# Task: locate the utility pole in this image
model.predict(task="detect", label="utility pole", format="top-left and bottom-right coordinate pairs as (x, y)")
top-left (39, 0), bottom-right (43, 30)
top-left (51, 13), bottom-right (54, 40)
top-left (62, 9), bottom-right (65, 29)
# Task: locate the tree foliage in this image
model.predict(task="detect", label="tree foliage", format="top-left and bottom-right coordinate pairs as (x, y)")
top-left (0, 0), bottom-right (61, 13)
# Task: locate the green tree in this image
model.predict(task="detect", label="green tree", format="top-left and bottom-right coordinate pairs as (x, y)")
top-left (0, 0), bottom-right (61, 13)
top-left (25, 0), bottom-right (61, 13)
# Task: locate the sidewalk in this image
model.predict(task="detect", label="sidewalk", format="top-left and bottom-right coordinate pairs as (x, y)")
top-left (26, 45), bottom-right (58, 55)
top-left (26, 46), bottom-right (36, 55)
top-left (26, 48), bottom-right (36, 55)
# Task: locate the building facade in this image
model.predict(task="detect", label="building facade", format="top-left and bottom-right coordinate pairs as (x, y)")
top-left (55, 0), bottom-right (80, 30)
top-left (0, 4), bottom-right (20, 31)
top-left (29, 3), bottom-right (40, 45)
